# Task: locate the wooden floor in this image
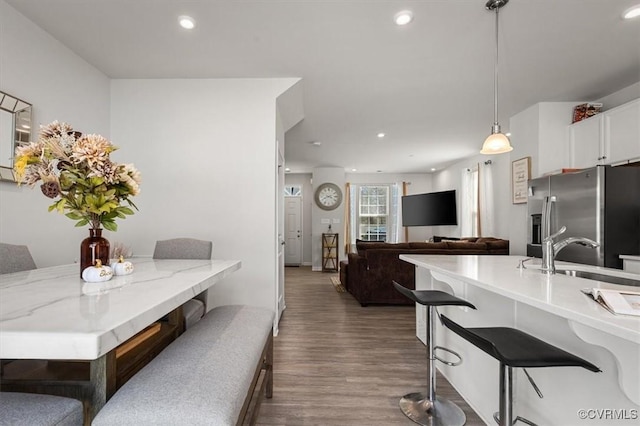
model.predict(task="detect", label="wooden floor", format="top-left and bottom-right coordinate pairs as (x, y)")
top-left (257, 266), bottom-right (485, 425)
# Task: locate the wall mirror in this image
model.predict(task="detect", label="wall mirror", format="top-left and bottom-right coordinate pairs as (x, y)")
top-left (0, 91), bottom-right (32, 181)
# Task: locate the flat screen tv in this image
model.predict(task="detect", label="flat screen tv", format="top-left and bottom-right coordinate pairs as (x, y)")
top-left (402, 190), bottom-right (457, 226)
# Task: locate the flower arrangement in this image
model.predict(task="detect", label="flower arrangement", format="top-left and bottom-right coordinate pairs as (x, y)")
top-left (14, 121), bottom-right (141, 231)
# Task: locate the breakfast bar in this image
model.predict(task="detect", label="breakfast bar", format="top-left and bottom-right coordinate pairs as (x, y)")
top-left (401, 254), bottom-right (640, 425)
top-left (0, 258), bottom-right (241, 422)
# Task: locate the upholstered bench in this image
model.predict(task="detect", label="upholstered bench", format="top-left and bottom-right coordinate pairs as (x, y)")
top-left (92, 305), bottom-right (274, 426)
top-left (0, 392), bottom-right (84, 426)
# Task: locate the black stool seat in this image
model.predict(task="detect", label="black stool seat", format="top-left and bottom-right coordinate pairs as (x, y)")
top-left (439, 315), bottom-right (601, 372)
top-left (392, 281), bottom-right (477, 309)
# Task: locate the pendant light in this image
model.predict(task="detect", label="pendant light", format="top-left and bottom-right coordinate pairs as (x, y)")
top-left (481, 0), bottom-right (513, 154)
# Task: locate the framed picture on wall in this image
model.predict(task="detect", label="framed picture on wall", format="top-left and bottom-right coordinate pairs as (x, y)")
top-left (512, 157), bottom-right (531, 204)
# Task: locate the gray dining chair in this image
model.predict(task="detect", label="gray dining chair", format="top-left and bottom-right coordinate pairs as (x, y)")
top-left (153, 238), bottom-right (213, 329)
top-left (0, 243), bottom-right (37, 274)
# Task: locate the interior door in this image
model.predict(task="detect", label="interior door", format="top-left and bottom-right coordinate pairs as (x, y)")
top-left (284, 196), bottom-right (302, 266)
top-left (276, 140), bottom-right (285, 331)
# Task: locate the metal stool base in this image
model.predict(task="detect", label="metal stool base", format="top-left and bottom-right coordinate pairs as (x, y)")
top-left (399, 392), bottom-right (466, 426)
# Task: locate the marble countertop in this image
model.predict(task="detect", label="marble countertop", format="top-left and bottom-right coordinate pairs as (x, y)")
top-left (0, 258), bottom-right (241, 360)
top-left (400, 255), bottom-right (640, 344)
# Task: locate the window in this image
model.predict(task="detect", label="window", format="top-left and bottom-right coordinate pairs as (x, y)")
top-left (358, 185), bottom-right (389, 241)
top-left (284, 185), bottom-right (301, 196)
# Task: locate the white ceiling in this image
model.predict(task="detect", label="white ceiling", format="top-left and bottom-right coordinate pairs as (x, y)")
top-left (6, 0), bottom-right (640, 174)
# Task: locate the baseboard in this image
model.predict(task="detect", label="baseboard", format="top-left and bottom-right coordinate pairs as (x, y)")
top-left (311, 266), bottom-right (322, 272)
top-left (302, 261), bottom-right (312, 266)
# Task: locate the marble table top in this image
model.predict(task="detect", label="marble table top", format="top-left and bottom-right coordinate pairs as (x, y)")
top-left (0, 258), bottom-right (241, 360)
top-left (400, 254), bottom-right (640, 344)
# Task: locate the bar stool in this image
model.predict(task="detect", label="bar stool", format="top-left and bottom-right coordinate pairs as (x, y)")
top-left (439, 314), bottom-right (601, 426)
top-left (392, 281), bottom-right (476, 426)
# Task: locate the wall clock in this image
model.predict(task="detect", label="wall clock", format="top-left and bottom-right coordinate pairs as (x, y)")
top-left (314, 182), bottom-right (342, 211)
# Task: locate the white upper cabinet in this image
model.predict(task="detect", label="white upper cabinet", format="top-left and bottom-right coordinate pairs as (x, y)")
top-left (604, 99), bottom-right (640, 165)
top-left (569, 114), bottom-right (604, 169)
top-left (569, 98), bottom-right (640, 168)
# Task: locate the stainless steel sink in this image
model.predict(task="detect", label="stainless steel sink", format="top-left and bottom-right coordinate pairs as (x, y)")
top-left (557, 269), bottom-right (640, 287)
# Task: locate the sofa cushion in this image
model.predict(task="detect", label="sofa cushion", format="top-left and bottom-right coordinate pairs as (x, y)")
top-left (477, 238), bottom-right (509, 252)
top-left (445, 241), bottom-right (488, 250)
top-left (408, 242), bottom-right (447, 250)
top-left (356, 241), bottom-right (411, 255)
top-left (432, 236), bottom-right (459, 242)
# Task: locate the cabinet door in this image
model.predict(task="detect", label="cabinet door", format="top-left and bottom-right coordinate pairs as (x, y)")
top-left (569, 115), bottom-right (603, 169)
top-left (604, 99), bottom-right (640, 164)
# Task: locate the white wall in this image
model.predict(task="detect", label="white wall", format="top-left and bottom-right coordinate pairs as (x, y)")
top-left (0, 0), bottom-right (111, 267)
top-left (432, 154), bottom-right (511, 241)
top-left (110, 78), bottom-right (298, 314)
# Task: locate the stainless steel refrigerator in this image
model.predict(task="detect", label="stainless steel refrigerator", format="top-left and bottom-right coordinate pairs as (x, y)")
top-left (527, 165), bottom-right (640, 269)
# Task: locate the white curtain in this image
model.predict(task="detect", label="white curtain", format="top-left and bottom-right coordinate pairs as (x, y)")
top-left (348, 184), bottom-right (358, 251)
top-left (460, 168), bottom-right (475, 237)
top-left (479, 162), bottom-right (495, 237)
top-left (387, 183), bottom-right (401, 243)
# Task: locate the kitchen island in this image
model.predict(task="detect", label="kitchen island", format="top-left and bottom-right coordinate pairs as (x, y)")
top-left (400, 254), bottom-right (639, 425)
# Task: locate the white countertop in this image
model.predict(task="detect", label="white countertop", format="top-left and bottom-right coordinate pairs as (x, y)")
top-left (400, 254), bottom-right (640, 344)
top-left (0, 258), bottom-right (241, 360)
top-left (620, 254), bottom-right (640, 261)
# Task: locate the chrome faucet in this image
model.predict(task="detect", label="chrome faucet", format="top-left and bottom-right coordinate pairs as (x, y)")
top-left (541, 226), bottom-right (600, 274)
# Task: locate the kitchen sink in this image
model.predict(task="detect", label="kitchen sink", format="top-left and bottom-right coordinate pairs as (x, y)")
top-left (557, 269), bottom-right (640, 287)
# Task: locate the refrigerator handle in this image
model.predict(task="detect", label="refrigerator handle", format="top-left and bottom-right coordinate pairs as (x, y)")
top-left (541, 195), bottom-right (557, 241)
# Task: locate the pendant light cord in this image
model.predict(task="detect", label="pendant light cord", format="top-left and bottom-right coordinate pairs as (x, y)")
top-left (493, 6), bottom-right (499, 127)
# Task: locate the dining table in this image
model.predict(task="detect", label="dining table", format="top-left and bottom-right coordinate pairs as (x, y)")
top-left (0, 257), bottom-right (241, 423)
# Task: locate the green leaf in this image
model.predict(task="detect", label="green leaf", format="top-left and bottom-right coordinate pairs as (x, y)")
top-left (65, 212), bottom-right (84, 220)
top-left (119, 207), bottom-right (135, 215)
top-left (75, 219), bottom-right (89, 227)
top-left (102, 221), bottom-right (117, 232)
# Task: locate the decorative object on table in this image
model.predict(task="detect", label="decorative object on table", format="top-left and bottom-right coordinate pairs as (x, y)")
top-left (511, 156), bottom-right (531, 204)
top-left (13, 121), bottom-right (141, 276)
top-left (110, 241), bottom-right (133, 260)
top-left (572, 102), bottom-right (603, 123)
top-left (81, 259), bottom-right (113, 283)
top-left (110, 255), bottom-right (134, 276)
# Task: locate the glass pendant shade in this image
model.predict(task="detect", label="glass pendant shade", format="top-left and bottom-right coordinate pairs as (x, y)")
top-left (481, 130), bottom-right (513, 154)
top-left (481, 123), bottom-right (512, 154)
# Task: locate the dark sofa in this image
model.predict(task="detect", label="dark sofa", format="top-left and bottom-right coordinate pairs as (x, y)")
top-left (344, 237), bottom-right (509, 306)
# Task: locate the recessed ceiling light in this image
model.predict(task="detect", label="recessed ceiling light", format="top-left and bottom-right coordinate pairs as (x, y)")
top-left (285, 168), bottom-right (291, 172)
top-left (623, 5), bottom-right (640, 19)
top-left (351, 168), bottom-right (357, 172)
top-left (377, 132), bottom-right (385, 138)
top-left (311, 141), bottom-right (322, 146)
top-left (178, 15), bottom-right (196, 29)
top-left (431, 168), bottom-right (437, 172)
top-left (394, 10), bottom-right (414, 26)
